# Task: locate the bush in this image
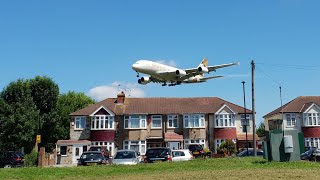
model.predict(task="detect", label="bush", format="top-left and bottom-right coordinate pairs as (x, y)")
top-left (24, 150), bottom-right (38, 167)
top-left (217, 140), bottom-right (236, 156)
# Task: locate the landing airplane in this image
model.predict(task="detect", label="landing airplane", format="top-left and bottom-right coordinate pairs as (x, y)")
top-left (132, 58), bottom-right (239, 86)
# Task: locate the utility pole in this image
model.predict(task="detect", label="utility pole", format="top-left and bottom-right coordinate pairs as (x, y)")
top-left (251, 60), bottom-right (257, 157)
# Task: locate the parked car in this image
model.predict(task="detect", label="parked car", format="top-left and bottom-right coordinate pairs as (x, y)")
top-left (77, 151), bottom-right (108, 166)
top-left (236, 148), bottom-right (264, 157)
top-left (112, 150), bottom-right (140, 165)
top-left (88, 146), bottom-right (110, 159)
top-left (144, 147), bottom-right (173, 163)
top-left (172, 149), bottom-right (193, 162)
top-left (188, 144), bottom-right (205, 158)
top-left (0, 151), bottom-right (24, 168)
top-left (300, 147), bottom-right (317, 161)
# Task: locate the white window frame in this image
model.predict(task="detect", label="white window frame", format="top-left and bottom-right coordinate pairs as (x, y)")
top-left (215, 114), bottom-right (235, 128)
top-left (305, 138), bottom-right (320, 149)
top-left (303, 113), bottom-right (320, 126)
top-left (124, 115), bottom-right (147, 129)
top-left (75, 116), bottom-right (86, 130)
top-left (123, 140), bottom-right (146, 155)
top-left (183, 114), bottom-right (205, 128)
top-left (184, 139), bottom-right (205, 148)
top-left (59, 146), bottom-right (67, 156)
top-left (91, 115), bottom-right (114, 130)
top-left (285, 113), bottom-right (296, 127)
top-left (91, 141), bottom-right (115, 156)
top-left (151, 115), bottom-right (162, 129)
top-left (167, 115), bottom-right (179, 128)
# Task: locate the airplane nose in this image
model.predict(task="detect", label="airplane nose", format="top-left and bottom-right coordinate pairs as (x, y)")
top-left (132, 63), bottom-right (139, 70)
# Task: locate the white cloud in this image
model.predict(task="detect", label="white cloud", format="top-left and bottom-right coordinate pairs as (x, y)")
top-left (87, 81), bottom-right (145, 101)
top-left (155, 60), bottom-right (177, 67)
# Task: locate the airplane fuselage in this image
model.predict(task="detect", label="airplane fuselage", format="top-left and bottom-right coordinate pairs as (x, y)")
top-left (132, 60), bottom-right (181, 81)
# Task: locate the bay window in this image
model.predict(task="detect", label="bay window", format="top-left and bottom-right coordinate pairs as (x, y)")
top-left (303, 113), bottom-right (320, 126)
top-left (91, 115), bottom-right (114, 130)
top-left (215, 114), bottom-right (235, 127)
top-left (305, 138), bottom-right (320, 148)
top-left (123, 140), bottom-right (146, 155)
top-left (124, 115), bottom-right (147, 129)
top-left (184, 114), bottom-right (205, 128)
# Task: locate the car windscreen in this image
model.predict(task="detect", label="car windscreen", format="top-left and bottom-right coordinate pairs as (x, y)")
top-left (81, 153), bottom-right (103, 160)
top-left (146, 149), bottom-right (169, 158)
top-left (114, 151), bottom-right (136, 159)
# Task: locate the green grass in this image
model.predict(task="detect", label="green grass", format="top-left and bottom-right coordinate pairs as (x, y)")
top-left (1, 158), bottom-right (320, 180)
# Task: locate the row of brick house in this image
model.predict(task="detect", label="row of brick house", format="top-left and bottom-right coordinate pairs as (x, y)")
top-left (56, 92), bottom-right (259, 164)
top-left (264, 96), bottom-right (320, 150)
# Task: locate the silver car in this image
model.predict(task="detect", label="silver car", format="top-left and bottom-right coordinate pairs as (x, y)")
top-left (112, 150), bottom-right (140, 165)
top-left (172, 149), bottom-right (194, 162)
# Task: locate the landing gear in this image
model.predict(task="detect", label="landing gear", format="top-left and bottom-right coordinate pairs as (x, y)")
top-left (162, 83), bottom-right (167, 86)
top-left (136, 71), bottom-right (140, 77)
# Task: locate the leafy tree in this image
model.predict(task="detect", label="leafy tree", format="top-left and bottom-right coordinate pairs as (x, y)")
top-left (0, 77), bottom-right (95, 153)
top-left (0, 79), bottom-right (39, 153)
top-left (29, 76), bottom-right (59, 115)
top-left (256, 122), bottom-right (265, 137)
top-left (217, 140), bottom-right (236, 156)
top-left (56, 91), bottom-right (96, 140)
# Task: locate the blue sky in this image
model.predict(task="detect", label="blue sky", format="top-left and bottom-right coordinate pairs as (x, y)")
top-left (1, 1), bottom-right (320, 124)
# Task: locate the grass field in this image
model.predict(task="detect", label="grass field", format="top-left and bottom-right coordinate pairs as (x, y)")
top-left (1, 157), bottom-right (320, 180)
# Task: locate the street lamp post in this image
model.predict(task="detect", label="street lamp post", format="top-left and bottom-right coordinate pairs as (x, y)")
top-left (241, 81), bottom-right (249, 156)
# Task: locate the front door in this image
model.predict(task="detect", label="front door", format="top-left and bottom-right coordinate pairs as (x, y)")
top-left (72, 145), bottom-right (83, 164)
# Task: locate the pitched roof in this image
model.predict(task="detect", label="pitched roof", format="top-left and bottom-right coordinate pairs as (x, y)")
top-left (263, 96), bottom-right (320, 118)
top-left (70, 97), bottom-right (252, 116)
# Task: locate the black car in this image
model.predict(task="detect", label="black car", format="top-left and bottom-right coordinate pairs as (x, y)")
top-left (0, 151), bottom-right (24, 168)
top-left (88, 146), bottom-right (110, 159)
top-left (144, 147), bottom-right (172, 163)
top-left (236, 148), bottom-right (264, 157)
top-left (301, 147), bottom-right (317, 161)
top-left (188, 144), bottom-right (205, 158)
top-left (77, 151), bottom-right (108, 166)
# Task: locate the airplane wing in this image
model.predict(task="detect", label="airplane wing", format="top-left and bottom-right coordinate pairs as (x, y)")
top-left (185, 62), bottom-right (239, 74)
top-left (200, 75), bottom-right (223, 81)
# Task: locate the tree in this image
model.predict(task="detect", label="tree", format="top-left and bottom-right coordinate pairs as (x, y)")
top-left (256, 122), bottom-right (265, 137)
top-left (56, 91), bottom-right (96, 140)
top-left (0, 77), bottom-right (95, 153)
top-left (29, 76), bottom-right (59, 115)
top-left (0, 79), bottom-right (39, 153)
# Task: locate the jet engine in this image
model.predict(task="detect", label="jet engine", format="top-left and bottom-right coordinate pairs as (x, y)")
top-left (197, 65), bottom-right (209, 73)
top-left (138, 76), bottom-right (151, 85)
top-left (175, 69), bottom-right (187, 77)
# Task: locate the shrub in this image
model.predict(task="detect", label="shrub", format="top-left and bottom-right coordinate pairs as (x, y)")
top-left (24, 149), bottom-right (38, 167)
top-left (217, 140), bottom-right (236, 156)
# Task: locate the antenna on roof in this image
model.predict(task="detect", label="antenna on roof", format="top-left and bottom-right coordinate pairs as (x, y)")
top-left (117, 83), bottom-right (132, 97)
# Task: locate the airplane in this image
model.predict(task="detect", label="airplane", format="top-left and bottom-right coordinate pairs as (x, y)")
top-left (132, 58), bottom-right (239, 86)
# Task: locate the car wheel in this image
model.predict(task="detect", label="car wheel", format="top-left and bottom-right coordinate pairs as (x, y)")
top-left (4, 164), bottom-right (13, 168)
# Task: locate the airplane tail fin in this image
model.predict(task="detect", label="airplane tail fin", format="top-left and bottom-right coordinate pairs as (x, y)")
top-left (199, 58), bottom-right (208, 67)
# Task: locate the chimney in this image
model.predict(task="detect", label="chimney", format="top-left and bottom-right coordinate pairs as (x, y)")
top-left (117, 91), bottom-right (125, 104)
